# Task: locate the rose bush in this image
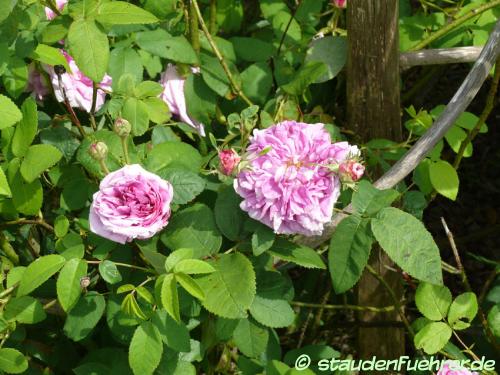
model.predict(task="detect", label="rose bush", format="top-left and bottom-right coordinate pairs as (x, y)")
top-left (0, 0), bottom-right (498, 374)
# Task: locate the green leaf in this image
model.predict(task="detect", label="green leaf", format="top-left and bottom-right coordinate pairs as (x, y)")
top-left (305, 36), bottom-right (347, 83)
top-left (445, 126), bottom-right (472, 157)
top-left (0, 0), bottom-right (17, 23)
top-left (249, 296), bottom-right (294, 328)
top-left (215, 185), bottom-right (245, 241)
top-left (174, 259), bottom-right (215, 275)
top-left (161, 274), bottom-right (180, 322)
top-left (0, 94), bottom-right (22, 130)
top-left (447, 292), bottom-right (478, 329)
top-left (161, 204), bottom-right (222, 257)
top-left (233, 318), bottom-right (269, 358)
top-left (152, 309), bottom-right (191, 352)
top-left (176, 273), bottom-right (205, 300)
top-left (231, 37), bottom-right (275, 62)
top-left (272, 10), bottom-right (302, 45)
top-left (414, 322), bottom-right (452, 354)
top-left (129, 322), bottom-right (163, 375)
top-left (241, 62), bottom-right (273, 105)
top-left (2, 58), bottom-right (28, 99)
top-left (429, 160), bottom-right (459, 201)
top-left (99, 260), bottom-right (123, 284)
top-left (96, 1), bottom-right (158, 24)
top-left (0, 168), bottom-right (11, 197)
top-left (135, 30), bottom-right (198, 64)
top-left (282, 61), bottom-right (326, 95)
top-left (134, 81), bottom-right (163, 98)
top-left (251, 224), bottom-right (275, 256)
top-left (57, 258), bottom-right (88, 312)
top-left (54, 215), bottom-right (70, 238)
top-left (164, 248), bottom-right (194, 272)
top-left (121, 293), bottom-right (148, 320)
top-left (146, 141), bottom-right (202, 173)
top-left (371, 207), bottom-right (443, 285)
top-left (488, 305), bottom-right (500, 338)
top-left (415, 282), bottom-right (452, 321)
top-left (4, 296), bottom-right (46, 324)
top-left (10, 172), bottom-right (43, 215)
top-left (352, 180), bottom-right (400, 216)
top-left (0, 348), bottom-right (28, 374)
top-left (268, 238), bottom-right (326, 269)
top-left (158, 168), bottom-right (205, 205)
top-left (184, 74), bottom-right (216, 126)
top-left (142, 97), bottom-right (170, 124)
top-left (122, 97), bottom-right (150, 136)
top-left (12, 97), bottom-right (38, 157)
top-left (196, 253), bottom-right (256, 319)
top-left (64, 292), bottom-right (106, 341)
top-left (20, 144), bottom-right (62, 183)
top-left (200, 53), bottom-right (232, 97)
top-left (329, 216), bottom-right (373, 294)
top-left (31, 44), bottom-right (70, 72)
top-left (108, 48), bottom-right (143, 87)
top-left (18, 254), bottom-right (66, 296)
top-left (68, 19), bottom-right (109, 82)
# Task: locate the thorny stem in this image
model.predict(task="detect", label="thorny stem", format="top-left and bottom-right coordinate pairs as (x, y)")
top-left (188, 0), bottom-right (201, 54)
top-left (89, 83), bottom-right (98, 131)
top-left (277, 0), bottom-right (302, 57)
top-left (99, 160), bottom-right (110, 175)
top-left (57, 75), bottom-right (86, 138)
top-left (191, 0), bottom-right (253, 106)
top-left (410, 0), bottom-right (500, 51)
top-left (209, 0), bottom-right (217, 35)
top-left (441, 218), bottom-right (500, 356)
top-left (1, 218), bottom-right (54, 233)
top-left (121, 138), bottom-right (131, 164)
top-left (291, 301), bottom-right (397, 313)
top-left (453, 57), bottom-right (500, 169)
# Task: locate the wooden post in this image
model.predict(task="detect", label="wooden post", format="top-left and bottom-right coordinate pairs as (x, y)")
top-left (347, 0), bottom-right (405, 361)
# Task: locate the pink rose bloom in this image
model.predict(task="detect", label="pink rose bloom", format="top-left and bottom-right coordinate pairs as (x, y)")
top-left (46, 50), bottom-right (112, 113)
top-left (332, 0), bottom-right (346, 8)
top-left (437, 363), bottom-right (477, 375)
top-left (89, 164), bottom-right (174, 244)
top-left (159, 64), bottom-right (205, 136)
top-left (27, 65), bottom-right (49, 101)
top-left (45, 0), bottom-right (67, 20)
top-left (339, 160), bottom-right (365, 182)
top-left (219, 149), bottom-right (241, 176)
top-left (234, 121), bottom-right (358, 236)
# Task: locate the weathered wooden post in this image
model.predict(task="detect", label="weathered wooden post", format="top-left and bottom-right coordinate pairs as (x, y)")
top-left (347, 0), bottom-right (405, 360)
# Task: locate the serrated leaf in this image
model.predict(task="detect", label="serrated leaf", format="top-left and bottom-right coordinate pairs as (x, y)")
top-left (31, 44), bottom-right (70, 72)
top-left (371, 207), bottom-right (443, 285)
top-left (447, 292), bottom-right (478, 329)
top-left (18, 254), bottom-right (66, 296)
top-left (151, 309), bottom-right (191, 352)
top-left (249, 296), bottom-right (294, 328)
top-left (429, 160), bottom-right (459, 201)
top-left (352, 180), bottom-right (400, 216)
top-left (12, 97), bottom-right (38, 157)
top-left (122, 97), bottom-right (150, 136)
top-left (136, 286), bottom-right (154, 304)
top-left (129, 322), bottom-right (163, 375)
top-left (20, 144), bottom-right (62, 183)
top-left (232, 318), bottom-right (269, 358)
top-left (117, 284), bottom-right (135, 294)
top-left (54, 215), bottom-right (70, 238)
top-left (146, 141), bottom-right (202, 173)
top-left (251, 224), bottom-right (275, 256)
top-left (415, 282), bottom-right (452, 321)
top-left (0, 168), bottom-right (11, 197)
top-left (176, 273), bottom-right (204, 300)
top-left (0, 94), bottom-right (22, 130)
top-left (64, 292), bottom-right (106, 341)
top-left (98, 260), bottom-right (122, 284)
top-left (268, 239), bottom-right (325, 269)
top-left (214, 185), bottom-right (245, 241)
top-left (329, 216), bottom-right (373, 294)
top-left (414, 322), bottom-right (452, 354)
top-left (57, 258), bottom-right (88, 312)
top-left (158, 168), bottom-right (205, 205)
top-left (96, 1), bottom-right (158, 24)
top-left (161, 274), bottom-right (180, 322)
top-left (164, 248), bottom-right (194, 272)
top-left (10, 171), bottom-right (43, 215)
top-left (4, 296), bottom-right (46, 324)
top-left (174, 259), bottom-right (215, 275)
top-left (0, 348), bottom-right (28, 374)
top-left (121, 293), bottom-right (148, 320)
top-left (68, 19), bottom-right (109, 82)
top-left (196, 253), bottom-right (256, 319)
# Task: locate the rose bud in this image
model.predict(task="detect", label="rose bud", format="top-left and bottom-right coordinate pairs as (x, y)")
top-left (339, 160), bottom-right (365, 182)
top-left (219, 149), bottom-right (241, 176)
top-left (332, 0), bottom-right (346, 8)
top-left (114, 118), bottom-right (131, 138)
top-left (88, 142), bottom-right (108, 161)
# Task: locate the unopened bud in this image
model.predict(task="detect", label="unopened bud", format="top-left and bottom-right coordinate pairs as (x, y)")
top-left (88, 141), bottom-right (108, 161)
top-left (114, 118), bottom-right (131, 138)
top-left (218, 149), bottom-right (241, 176)
top-left (339, 160), bottom-right (365, 182)
top-left (332, 0), bottom-right (346, 8)
top-left (80, 276), bottom-right (91, 289)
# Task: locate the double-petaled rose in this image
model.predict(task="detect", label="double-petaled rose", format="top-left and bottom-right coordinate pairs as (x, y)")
top-left (89, 165), bottom-right (174, 244)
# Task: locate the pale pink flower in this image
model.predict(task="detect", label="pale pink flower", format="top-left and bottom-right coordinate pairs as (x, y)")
top-left (437, 363), bottom-right (478, 375)
top-left (219, 149), bottom-right (241, 176)
top-left (45, 0), bottom-right (67, 20)
top-left (89, 165), bottom-right (174, 244)
top-left (46, 50), bottom-right (112, 113)
top-left (332, 0), bottom-right (346, 8)
top-left (234, 121), bottom-right (359, 236)
top-left (159, 64), bottom-right (205, 136)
